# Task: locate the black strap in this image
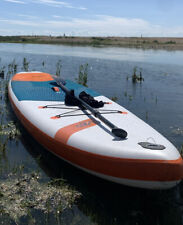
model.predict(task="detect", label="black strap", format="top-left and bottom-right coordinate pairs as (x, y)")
top-left (65, 89), bottom-right (83, 107)
top-left (79, 91), bottom-right (104, 108)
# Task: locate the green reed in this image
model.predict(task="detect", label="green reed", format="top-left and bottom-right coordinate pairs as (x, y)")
top-left (22, 57), bottom-right (29, 72)
top-left (132, 66), bottom-right (144, 83)
top-left (76, 63), bottom-right (88, 87)
top-left (56, 59), bottom-right (62, 77)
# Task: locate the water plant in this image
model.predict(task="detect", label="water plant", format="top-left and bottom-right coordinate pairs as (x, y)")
top-left (171, 126), bottom-right (183, 136)
top-left (129, 95), bottom-right (133, 101)
top-left (76, 63), bottom-right (88, 87)
top-left (180, 145), bottom-right (183, 157)
top-left (165, 40), bottom-right (176, 44)
top-left (153, 40), bottom-right (159, 44)
top-left (124, 91), bottom-right (127, 97)
top-left (0, 58), bottom-right (5, 79)
top-left (155, 96), bottom-right (158, 104)
top-left (0, 171), bottom-right (81, 223)
top-left (0, 68), bottom-right (5, 79)
top-left (132, 66), bottom-right (144, 83)
top-left (111, 96), bottom-right (118, 102)
top-left (0, 121), bottom-right (21, 139)
top-left (22, 57), bottom-right (29, 72)
top-left (0, 141), bottom-right (7, 154)
top-left (56, 59), bottom-right (62, 77)
top-left (9, 59), bottom-right (17, 75)
top-left (145, 111), bottom-right (149, 121)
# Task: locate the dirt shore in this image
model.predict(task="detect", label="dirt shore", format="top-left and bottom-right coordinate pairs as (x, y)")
top-left (1, 36), bottom-right (183, 50)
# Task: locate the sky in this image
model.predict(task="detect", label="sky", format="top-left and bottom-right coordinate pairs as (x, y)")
top-left (0, 0), bottom-right (183, 37)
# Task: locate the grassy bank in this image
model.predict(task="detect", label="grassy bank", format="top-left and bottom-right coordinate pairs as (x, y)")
top-left (1, 35), bottom-right (183, 50)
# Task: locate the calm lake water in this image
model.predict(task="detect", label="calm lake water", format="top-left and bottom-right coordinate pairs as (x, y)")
top-left (0, 43), bottom-right (183, 225)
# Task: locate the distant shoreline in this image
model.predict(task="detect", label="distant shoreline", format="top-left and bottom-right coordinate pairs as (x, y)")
top-left (1, 36), bottom-right (183, 50)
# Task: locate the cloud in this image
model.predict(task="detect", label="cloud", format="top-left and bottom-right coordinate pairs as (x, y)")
top-left (0, 19), bottom-right (39, 26)
top-left (3, 0), bottom-right (25, 4)
top-left (18, 14), bottom-right (38, 20)
top-left (33, 0), bottom-right (87, 10)
top-left (52, 15), bottom-right (65, 19)
top-left (1, 15), bottom-right (183, 37)
top-left (35, 0), bottom-right (70, 7)
top-left (43, 15), bottom-right (177, 37)
top-left (3, 0), bottom-right (87, 10)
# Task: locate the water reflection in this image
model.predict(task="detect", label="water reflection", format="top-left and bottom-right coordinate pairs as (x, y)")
top-left (1, 43), bottom-right (183, 65)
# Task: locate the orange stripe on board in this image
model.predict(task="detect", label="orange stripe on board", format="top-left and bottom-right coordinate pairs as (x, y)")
top-left (12, 72), bottom-right (54, 81)
top-left (55, 119), bottom-right (97, 144)
top-left (8, 90), bottom-right (183, 182)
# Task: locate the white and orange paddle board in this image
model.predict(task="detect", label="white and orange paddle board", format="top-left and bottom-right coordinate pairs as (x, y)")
top-left (8, 71), bottom-right (183, 189)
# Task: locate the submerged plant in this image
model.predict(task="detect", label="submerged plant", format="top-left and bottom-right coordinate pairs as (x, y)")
top-left (171, 126), bottom-right (183, 136)
top-left (76, 63), bottom-right (88, 87)
top-left (0, 141), bottom-right (7, 153)
top-left (0, 172), bottom-right (81, 223)
top-left (0, 121), bottom-right (21, 139)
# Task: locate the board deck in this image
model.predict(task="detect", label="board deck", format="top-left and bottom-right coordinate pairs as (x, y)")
top-left (8, 72), bottom-right (183, 189)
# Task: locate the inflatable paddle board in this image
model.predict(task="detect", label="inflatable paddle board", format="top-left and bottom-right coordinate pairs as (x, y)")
top-left (8, 72), bottom-right (183, 189)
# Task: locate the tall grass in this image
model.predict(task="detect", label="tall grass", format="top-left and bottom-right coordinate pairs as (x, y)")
top-left (76, 63), bottom-right (88, 87)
